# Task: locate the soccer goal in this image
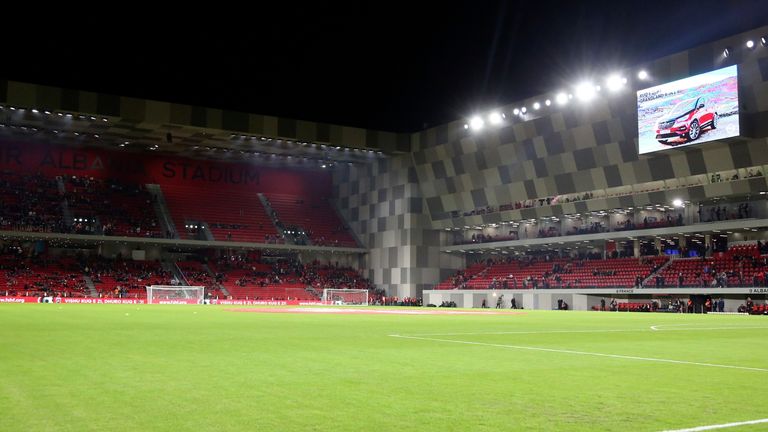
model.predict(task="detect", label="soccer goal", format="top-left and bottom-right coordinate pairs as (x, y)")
top-left (322, 288), bottom-right (369, 306)
top-left (146, 285), bottom-right (205, 304)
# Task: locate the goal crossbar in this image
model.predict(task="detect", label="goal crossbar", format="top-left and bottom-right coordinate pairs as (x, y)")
top-left (322, 288), bottom-right (369, 306)
top-left (146, 285), bottom-right (205, 304)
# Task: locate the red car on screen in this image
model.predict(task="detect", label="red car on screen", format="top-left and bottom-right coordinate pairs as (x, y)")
top-left (655, 96), bottom-right (718, 145)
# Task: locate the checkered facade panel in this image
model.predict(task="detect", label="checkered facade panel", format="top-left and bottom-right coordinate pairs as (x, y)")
top-left (334, 156), bottom-right (464, 297)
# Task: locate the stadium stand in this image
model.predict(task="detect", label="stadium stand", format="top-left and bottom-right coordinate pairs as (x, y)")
top-left (63, 176), bottom-right (163, 238)
top-left (0, 251), bottom-right (87, 297)
top-left (0, 172), bottom-right (66, 233)
top-left (264, 193), bottom-right (358, 247)
top-left (438, 256), bottom-right (669, 289)
top-left (161, 184), bottom-right (280, 243)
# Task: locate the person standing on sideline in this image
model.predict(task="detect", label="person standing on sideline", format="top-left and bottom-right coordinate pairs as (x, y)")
top-left (496, 294), bottom-right (504, 309)
top-left (600, 298), bottom-right (606, 311)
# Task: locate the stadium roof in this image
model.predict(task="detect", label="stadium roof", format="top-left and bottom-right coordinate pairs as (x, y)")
top-left (0, 80), bottom-right (405, 165)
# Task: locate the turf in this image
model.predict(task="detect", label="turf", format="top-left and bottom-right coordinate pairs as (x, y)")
top-left (0, 305), bottom-right (766, 431)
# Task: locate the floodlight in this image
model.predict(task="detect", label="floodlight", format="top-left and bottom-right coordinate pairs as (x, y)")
top-left (469, 115), bottom-right (484, 131)
top-left (605, 74), bottom-right (626, 92)
top-left (575, 82), bottom-right (596, 101)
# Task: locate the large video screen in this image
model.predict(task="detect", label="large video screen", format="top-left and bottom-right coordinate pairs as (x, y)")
top-left (637, 65), bottom-right (739, 154)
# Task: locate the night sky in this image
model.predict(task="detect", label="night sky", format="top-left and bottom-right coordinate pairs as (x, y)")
top-left (6, 1), bottom-right (768, 132)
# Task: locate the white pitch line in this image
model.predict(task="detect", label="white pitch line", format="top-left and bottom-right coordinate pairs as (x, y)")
top-left (650, 323), bottom-right (693, 331)
top-left (406, 326), bottom-right (768, 337)
top-left (407, 329), bottom-right (637, 337)
top-left (660, 417), bottom-right (768, 431)
top-left (388, 334), bottom-right (768, 373)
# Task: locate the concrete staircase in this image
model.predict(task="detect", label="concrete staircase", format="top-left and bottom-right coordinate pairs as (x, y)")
top-left (642, 256), bottom-right (674, 287)
top-left (258, 193), bottom-right (292, 244)
top-left (82, 275), bottom-right (99, 297)
top-left (57, 177), bottom-right (74, 228)
top-left (163, 262), bottom-right (186, 285)
top-left (202, 263), bottom-right (229, 297)
top-left (145, 184), bottom-right (177, 239)
top-left (329, 198), bottom-right (364, 248)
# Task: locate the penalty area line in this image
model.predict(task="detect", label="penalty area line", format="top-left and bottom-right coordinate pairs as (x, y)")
top-left (388, 334), bottom-right (768, 373)
top-left (660, 417), bottom-right (768, 431)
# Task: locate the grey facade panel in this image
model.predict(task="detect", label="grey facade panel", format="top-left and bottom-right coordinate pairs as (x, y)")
top-left (604, 165), bottom-right (623, 188)
top-left (685, 149), bottom-right (708, 175)
top-left (574, 148), bottom-right (597, 171)
top-left (648, 155), bottom-right (674, 181)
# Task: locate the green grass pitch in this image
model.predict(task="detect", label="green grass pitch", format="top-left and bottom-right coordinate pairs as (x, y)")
top-left (1, 304), bottom-right (766, 431)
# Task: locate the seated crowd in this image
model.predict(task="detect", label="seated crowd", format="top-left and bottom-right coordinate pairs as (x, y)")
top-left (438, 242), bottom-right (768, 291)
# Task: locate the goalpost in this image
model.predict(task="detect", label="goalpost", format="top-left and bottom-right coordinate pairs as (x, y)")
top-left (146, 285), bottom-right (205, 304)
top-left (322, 289), bottom-right (369, 306)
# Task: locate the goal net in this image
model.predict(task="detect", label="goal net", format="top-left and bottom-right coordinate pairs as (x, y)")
top-left (322, 289), bottom-right (369, 306)
top-left (146, 285), bottom-right (205, 304)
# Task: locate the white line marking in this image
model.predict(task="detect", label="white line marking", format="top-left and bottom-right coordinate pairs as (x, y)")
top-left (405, 326), bottom-right (768, 337)
top-left (660, 417), bottom-right (768, 431)
top-left (388, 334), bottom-right (768, 373)
top-left (650, 323), bottom-right (693, 331)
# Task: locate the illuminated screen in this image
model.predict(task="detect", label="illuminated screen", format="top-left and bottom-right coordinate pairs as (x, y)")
top-left (637, 65), bottom-right (739, 154)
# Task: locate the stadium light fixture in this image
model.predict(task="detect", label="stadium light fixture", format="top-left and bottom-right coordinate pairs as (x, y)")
top-left (31, 109), bottom-right (39, 114)
top-left (672, 199), bottom-right (683, 207)
top-left (637, 70), bottom-right (649, 80)
top-left (488, 111), bottom-right (503, 125)
top-left (469, 115), bottom-right (484, 131)
top-left (533, 102), bottom-right (541, 110)
top-left (520, 107), bottom-right (527, 114)
top-left (722, 47), bottom-right (731, 58)
top-left (555, 92), bottom-right (568, 105)
top-left (575, 82), bottom-right (596, 102)
top-left (605, 74), bottom-right (626, 92)
top-left (746, 40), bottom-right (755, 49)
top-left (762, 36), bottom-right (767, 47)
top-left (463, 123), bottom-right (469, 130)
top-left (545, 99), bottom-right (551, 106)
top-left (512, 108), bottom-right (520, 115)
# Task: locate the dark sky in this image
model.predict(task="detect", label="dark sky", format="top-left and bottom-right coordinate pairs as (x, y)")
top-left (6, 1), bottom-right (768, 132)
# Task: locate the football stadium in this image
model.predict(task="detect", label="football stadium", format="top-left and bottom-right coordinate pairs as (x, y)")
top-left (2, 10), bottom-right (768, 432)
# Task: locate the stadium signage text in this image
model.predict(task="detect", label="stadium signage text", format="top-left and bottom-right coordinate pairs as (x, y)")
top-left (748, 288), bottom-right (768, 294)
top-left (615, 289), bottom-right (635, 294)
top-left (1, 146), bottom-right (147, 174)
top-left (161, 161), bottom-right (260, 185)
